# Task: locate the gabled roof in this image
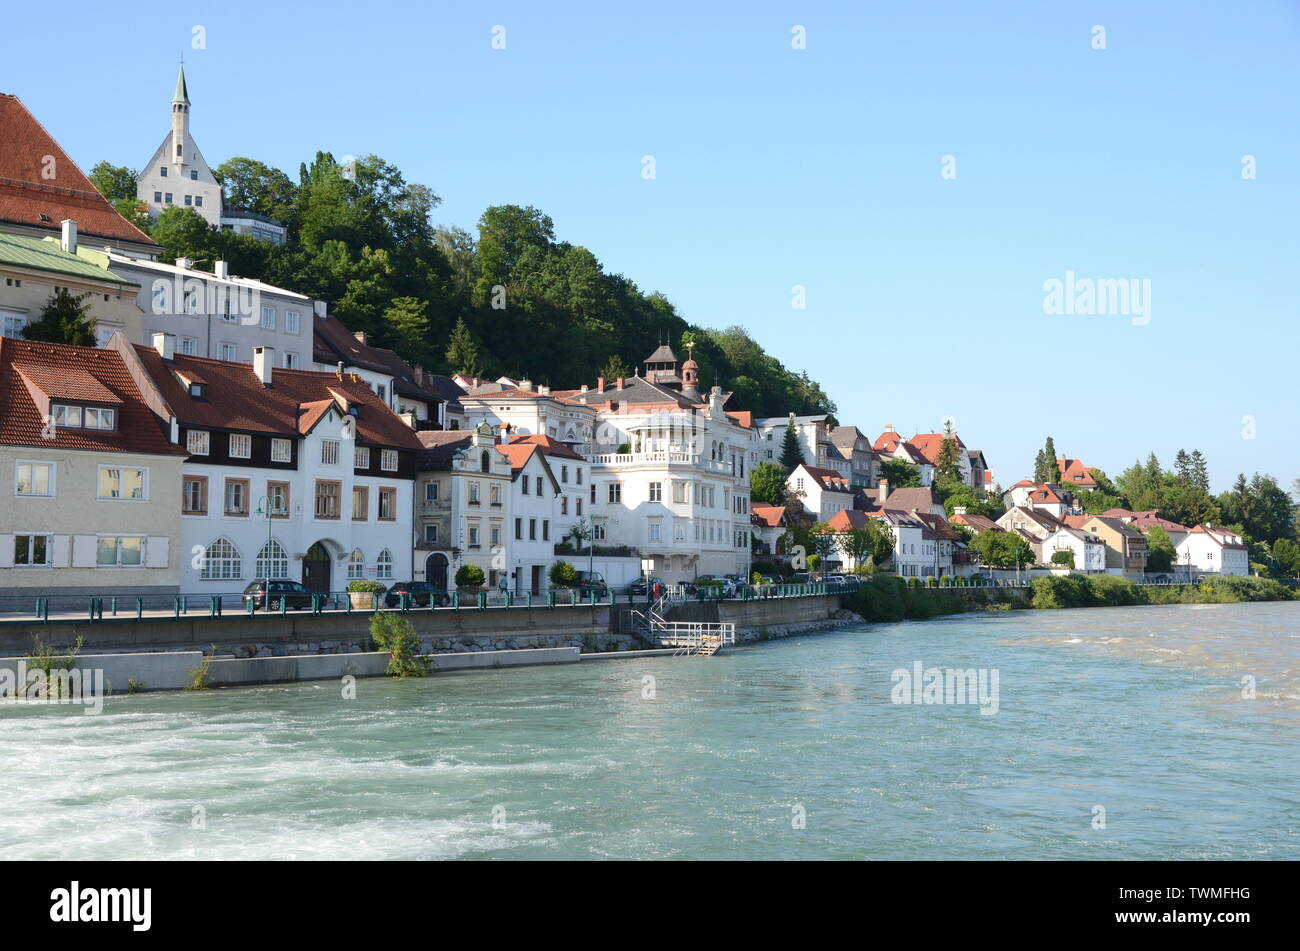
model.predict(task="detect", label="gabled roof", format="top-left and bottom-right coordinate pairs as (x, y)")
top-left (1057, 458), bottom-right (1097, 486)
top-left (949, 512), bottom-right (1001, 534)
top-left (1102, 509), bottom-right (1191, 534)
top-left (644, 343), bottom-right (678, 364)
top-left (1188, 524), bottom-right (1247, 549)
top-left (0, 338), bottom-right (182, 455)
top-left (1000, 505), bottom-right (1066, 534)
top-left (859, 484), bottom-right (941, 514)
top-left (872, 427), bottom-right (903, 452)
top-left (415, 429), bottom-right (475, 470)
top-left (911, 511), bottom-right (962, 542)
top-left (0, 94), bottom-right (156, 249)
top-left (826, 509), bottom-right (875, 531)
top-left (795, 464), bottom-right (853, 493)
top-left (508, 432), bottom-right (584, 461)
top-left (312, 313), bottom-right (463, 407)
top-left (750, 504), bottom-right (787, 528)
top-left (907, 432), bottom-right (966, 466)
top-left (1029, 484), bottom-right (1064, 504)
top-left (127, 343), bottom-right (423, 450)
top-left (496, 442), bottom-right (560, 492)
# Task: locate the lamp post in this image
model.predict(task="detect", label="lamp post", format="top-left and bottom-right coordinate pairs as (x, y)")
top-left (254, 494), bottom-right (287, 577)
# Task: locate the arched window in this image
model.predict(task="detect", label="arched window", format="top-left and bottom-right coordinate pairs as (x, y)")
top-left (376, 549), bottom-right (393, 579)
top-left (200, 537), bottom-right (242, 580)
top-left (255, 539), bottom-right (289, 579)
top-left (347, 548), bottom-right (366, 579)
top-left (480, 450), bottom-right (490, 472)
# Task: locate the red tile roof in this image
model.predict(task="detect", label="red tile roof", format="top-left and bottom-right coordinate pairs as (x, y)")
top-left (750, 504), bottom-right (787, 527)
top-left (508, 433), bottom-right (585, 460)
top-left (1057, 458), bottom-right (1097, 487)
top-left (949, 512), bottom-right (1002, 533)
top-left (798, 464), bottom-right (853, 493)
top-left (127, 344), bottom-right (423, 450)
top-left (0, 338), bottom-right (183, 455)
top-left (826, 509), bottom-right (876, 531)
top-left (907, 432), bottom-right (966, 465)
top-left (872, 428), bottom-right (902, 452)
top-left (0, 94), bottom-right (156, 249)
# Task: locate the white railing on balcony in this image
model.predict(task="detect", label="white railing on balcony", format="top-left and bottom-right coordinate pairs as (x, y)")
top-left (587, 451), bottom-right (733, 473)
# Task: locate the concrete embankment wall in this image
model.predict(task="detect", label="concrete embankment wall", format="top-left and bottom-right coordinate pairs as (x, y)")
top-left (0, 647), bottom-right (581, 693)
top-left (0, 604), bottom-right (624, 658)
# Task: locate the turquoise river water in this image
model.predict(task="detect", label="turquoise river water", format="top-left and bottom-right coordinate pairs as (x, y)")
top-left (2, 602), bottom-right (1297, 860)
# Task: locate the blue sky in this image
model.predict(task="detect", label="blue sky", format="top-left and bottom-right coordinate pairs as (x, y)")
top-left (7, 0), bottom-right (1298, 491)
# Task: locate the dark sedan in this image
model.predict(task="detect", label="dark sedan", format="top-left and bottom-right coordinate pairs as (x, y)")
top-left (383, 581), bottom-right (452, 608)
top-left (243, 579), bottom-right (315, 611)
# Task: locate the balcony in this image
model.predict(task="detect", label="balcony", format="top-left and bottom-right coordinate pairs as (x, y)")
top-left (587, 451), bottom-right (734, 474)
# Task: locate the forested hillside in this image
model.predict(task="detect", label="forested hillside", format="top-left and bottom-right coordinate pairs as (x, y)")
top-left (90, 153), bottom-right (835, 417)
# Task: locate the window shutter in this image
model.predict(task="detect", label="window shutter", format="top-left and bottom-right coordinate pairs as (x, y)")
top-left (51, 534), bottom-right (70, 567)
top-left (146, 537), bottom-right (170, 568)
top-left (71, 535), bottom-right (97, 568)
top-left (0, 535), bottom-right (13, 569)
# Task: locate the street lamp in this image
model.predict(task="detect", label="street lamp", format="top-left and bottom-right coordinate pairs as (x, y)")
top-left (254, 494), bottom-right (287, 577)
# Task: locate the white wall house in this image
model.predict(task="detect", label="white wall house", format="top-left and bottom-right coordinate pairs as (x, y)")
top-left (117, 334), bottom-right (421, 598)
top-left (1040, 527), bottom-right (1106, 572)
top-left (499, 443), bottom-right (559, 595)
top-left (787, 463), bottom-right (854, 522)
top-left (755, 414), bottom-right (851, 480)
top-left (1176, 524), bottom-right (1250, 576)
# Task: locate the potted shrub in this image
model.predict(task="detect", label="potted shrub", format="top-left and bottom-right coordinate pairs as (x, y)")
top-left (348, 579), bottom-right (387, 610)
top-left (455, 564), bottom-right (486, 592)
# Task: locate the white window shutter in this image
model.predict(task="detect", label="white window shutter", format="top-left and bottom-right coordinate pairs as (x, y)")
top-left (51, 534), bottom-right (70, 567)
top-left (71, 535), bottom-right (97, 568)
top-left (0, 535), bottom-right (13, 569)
top-left (146, 536), bottom-right (170, 568)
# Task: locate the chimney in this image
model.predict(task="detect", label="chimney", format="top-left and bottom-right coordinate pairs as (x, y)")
top-left (399, 411), bottom-right (417, 430)
top-left (152, 332), bottom-right (175, 361)
top-left (539, 385), bottom-right (550, 396)
top-left (413, 366), bottom-right (424, 384)
top-left (214, 260), bottom-right (229, 279)
top-left (60, 219), bottom-right (77, 254)
top-left (354, 331), bottom-right (368, 345)
top-left (885, 423), bottom-right (894, 433)
top-left (616, 377), bottom-right (624, 390)
top-left (313, 300), bottom-right (327, 318)
top-left (176, 257), bottom-right (192, 270)
top-left (878, 479), bottom-right (889, 504)
top-left (335, 361), bottom-right (345, 380)
top-left (253, 346), bottom-right (274, 386)
top-left (580, 384), bottom-right (588, 394)
top-left (597, 376), bottom-right (606, 392)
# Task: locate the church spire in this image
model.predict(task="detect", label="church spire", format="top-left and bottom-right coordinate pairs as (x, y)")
top-left (172, 64), bottom-right (190, 105)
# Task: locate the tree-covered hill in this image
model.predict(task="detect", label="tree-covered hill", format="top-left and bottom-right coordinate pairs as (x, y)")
top-left (90, 154), bottom-right (835, 417)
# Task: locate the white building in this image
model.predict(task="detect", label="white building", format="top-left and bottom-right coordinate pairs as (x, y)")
top-left (135, 67), bottom-right (284, 244)
top-left (1176, 524), bottom-right (1250, 576)
top-left (787, 463), bottom-right (854, 522)
top-left (498, 441), bottom-right (559, 595)
top-left (116, 333), bottom-right (421, 597)
top-left (755, 413), bottom-right (850, 479)
top-left (1040, 526), bottom-right (1107, 572)
top-left (93, 250), bottom-right (316, 368)
top-left (414, 424), bottom-right (513, 591)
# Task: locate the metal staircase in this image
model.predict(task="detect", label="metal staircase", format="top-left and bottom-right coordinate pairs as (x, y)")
top-left (627, 607), bottom-right (736, 657)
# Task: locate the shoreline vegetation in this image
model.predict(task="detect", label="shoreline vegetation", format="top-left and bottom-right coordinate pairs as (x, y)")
top-left (845, 574), bottom-right (1295, 623)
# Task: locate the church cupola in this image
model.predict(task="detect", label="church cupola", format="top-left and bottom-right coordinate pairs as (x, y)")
top-left (680, 344), bottom-right (701, 401)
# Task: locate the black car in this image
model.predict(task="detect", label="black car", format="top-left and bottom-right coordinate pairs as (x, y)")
top-left (243, 579), bottom-right (315, 611)
top-left (384, 581), bottom-right (451, 608)
top-left (628, 576), bottom-right (664, 597)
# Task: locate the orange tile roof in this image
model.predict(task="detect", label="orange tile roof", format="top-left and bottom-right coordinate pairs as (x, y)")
top-left (0, 94), bottom-right (156, 249)
top-left (0, 338), bottom-right (183, 455)
top-left (508, 433), bottom-right (585, 460)
top-left (800, 464), bottom-right (853, 493)
top-left (750, 504), bottom-right (787, 527)
top-left (907, 432), bottom-right (966, 465)
top-left (1057, 458), bottom-right (1097, 486)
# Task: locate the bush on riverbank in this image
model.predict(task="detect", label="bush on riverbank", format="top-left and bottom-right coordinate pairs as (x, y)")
top-left (1031, 574), bottom-right (1294, 609)
top-left (847, 576), bottom-right (969, 623)
top-left (370, 612), bottom-right (431, 677)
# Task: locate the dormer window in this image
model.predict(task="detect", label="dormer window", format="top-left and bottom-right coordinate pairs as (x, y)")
top-left (52, 403), bottom-right (116, 431)
top-left (189, 383), bottom-right (204, 398)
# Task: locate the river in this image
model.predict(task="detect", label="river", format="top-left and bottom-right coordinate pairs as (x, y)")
top-left (2, 602), bottom-right (1296, 859)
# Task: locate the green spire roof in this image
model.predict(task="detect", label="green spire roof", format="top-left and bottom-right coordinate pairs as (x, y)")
top-left (172, 65), bottom-right (190, 104)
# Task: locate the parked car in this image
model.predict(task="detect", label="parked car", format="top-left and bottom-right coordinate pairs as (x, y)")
top-left (790, 572), bottom-right (812, 585)
top-left (628, 576), bottom-right (663, 597)
top-left (384, 581), bottom-right (452, 608)
top-left (243, 579), bottom-right (315, 611)
top-left (694, 574), bottom-right (737, 597)
top-left (575, 570), bottom-right (609, 597)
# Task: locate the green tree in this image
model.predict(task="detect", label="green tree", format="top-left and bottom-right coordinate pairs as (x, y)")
top-left (933, 420), bottom-right (964, 485)
top-left (749, 461), bottom-right (788, 506)
top-left (215, 156), bottom-right (298, 220)
top-left (1050, 550), bottom-right (1075, 568)
top-left (1145, 526), bottom-right (1176, 573)
top-left (455, 564), bottom-right (485, 587)
top-left (940, 483), bottom-right (1005, 519)
top-left (1273, 538), bottom-right (1300, 579)
top-left (970, 531), bottom-right (1034, 569)
top-left (445, 316), bottom-right (483, 376)
top-left (780, 419), bottom-right (806, 469)
top-left (879, 457), bottom-right (922, 488)
top-left (21, 288), bottom-right (97, 346)
top-left (382, 296), bottom-right (434, 368)
top-left (150, 205), bottom-right (216, 263)
top-left (598, 353), bottom-right (629, 382)
top-left (87, 161), bottom-right (150, 231)
top-left (549, 560), bottom-right (578, 587)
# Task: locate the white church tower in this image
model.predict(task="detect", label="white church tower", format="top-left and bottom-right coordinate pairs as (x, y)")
top-left (135, 66), bottom-right (225, 228)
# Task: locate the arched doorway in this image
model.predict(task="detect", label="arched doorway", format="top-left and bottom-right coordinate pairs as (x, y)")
top-left (425, 552), bottom-right (449, 590)
top-left (303, 541), bottom-right (332, 593)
